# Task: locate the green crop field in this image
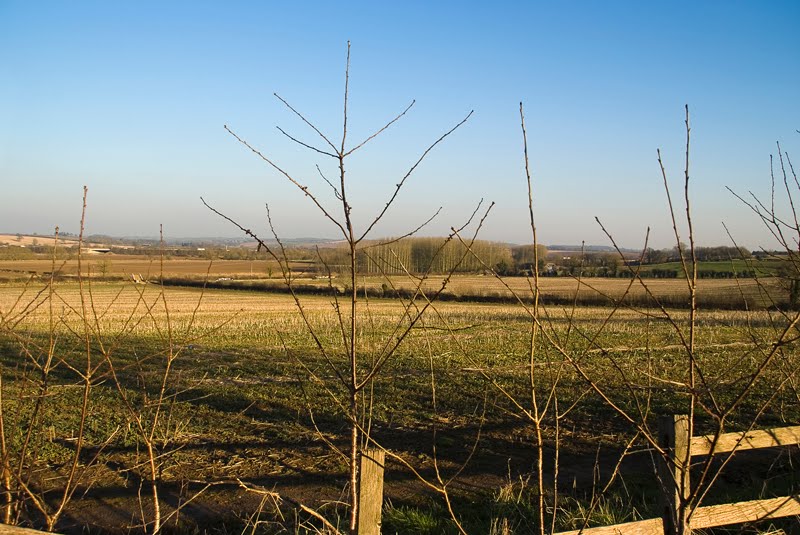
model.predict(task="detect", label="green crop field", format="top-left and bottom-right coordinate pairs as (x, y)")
top-left (1, 275), bottom-right (797, 533)
top-left (636, 258), bottom-right (785, 276)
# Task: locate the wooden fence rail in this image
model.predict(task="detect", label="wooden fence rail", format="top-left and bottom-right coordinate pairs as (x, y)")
top-left (557, 415), bottom-right (800, 535)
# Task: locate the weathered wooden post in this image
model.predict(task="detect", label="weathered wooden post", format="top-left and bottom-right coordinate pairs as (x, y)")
top-left (658, 414), bottom-right (691, 535)
top-left (356, 448), bottom-right (385, 535)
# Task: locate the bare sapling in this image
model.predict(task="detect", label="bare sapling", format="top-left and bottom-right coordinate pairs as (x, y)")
top-left (205, 41), bottom-right (473, 533)
top-left (444, 108), bottom-right (799, 534)
top-left (0, 187), bottom-right (118, 531)
top-left (98, 225), bottom-right (203, 534)
top-left (553, 109), bottom-right (800, 534)
top-left (444, 104), bottom-right (602, 533)
top-left (0, 189), bottom-right (216, 534)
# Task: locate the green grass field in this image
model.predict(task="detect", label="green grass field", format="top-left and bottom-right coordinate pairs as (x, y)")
top-left (636, 257), bottom-right (785, 276)
top-left (0, 277), bottom-right (798, 533)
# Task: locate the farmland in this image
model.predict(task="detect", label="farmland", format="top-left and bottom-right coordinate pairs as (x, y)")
top-left (0, 254), bottom-right (790, 309)
top-left (0, 271), bottom-right (797, 533)
top-left (0, 255), bottom-right (286, 279)
top-left (3, 1), bottom-right (798, 533)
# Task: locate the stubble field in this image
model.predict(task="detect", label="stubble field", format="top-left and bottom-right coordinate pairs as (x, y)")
top-left (0, 276), bottom-right (797, 533)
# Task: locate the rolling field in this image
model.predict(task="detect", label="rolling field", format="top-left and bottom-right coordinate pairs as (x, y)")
top-left (0, 255), bottom-right (286, 278)
top-left (344, 274), bottom-right (782, 308)
top-left (1, 275), bottom-right (798, 533)
top-left (1, 255), bottom-right (788, 309)
top-left (0, 234), bottom-right (83, 248)
top-left (162, 271), bottom-right (786, 311)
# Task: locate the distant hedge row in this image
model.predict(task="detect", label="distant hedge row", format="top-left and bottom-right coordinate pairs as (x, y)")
top-left (541, 269), bottom-right (758, 279)
top-left (157, 275), bottom-right (784, 310)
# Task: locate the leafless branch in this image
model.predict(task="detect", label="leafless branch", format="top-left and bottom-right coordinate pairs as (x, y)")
top-left (222, 125), bottom-right (347, 238)
top-left (357, 207), bottom-right (443, 250)
top-left (275, 125), bottom-right (338, 158)
top-left (343, 100), bottom-right (415, 157)
top-left (356, 110), bottom-right (474, 243)
top-left (317, 164), bottom-right (343, 200)
top-left (273, 93), bottom-right (339, 154)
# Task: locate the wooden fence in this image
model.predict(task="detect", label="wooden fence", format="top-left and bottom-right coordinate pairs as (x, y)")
top-left (357, 448), bottom-right (386, 535)
top-left (557, 415), bottom-right (800, 535)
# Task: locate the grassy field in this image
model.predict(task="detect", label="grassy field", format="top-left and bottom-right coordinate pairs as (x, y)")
top-left (2, 255), bottom-right (790, 309)
top-left (0, 234), bottom-right (83, 248)
top-left (637, 258), bottom-right (784, 275)
top-left (1, 275), bottom-right (798, 534)
top-left (161, 271), bottom-right (788, 311)
top-left (0, 255), bottom-right (287, 279)
top-left (0, 277), bottom-right (800, 533)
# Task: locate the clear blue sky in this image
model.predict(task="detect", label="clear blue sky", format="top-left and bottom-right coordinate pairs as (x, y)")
top-left (1, 1), bottom-right (798, 249)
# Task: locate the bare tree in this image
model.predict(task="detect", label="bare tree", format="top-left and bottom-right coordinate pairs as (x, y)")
top-left (205, 41), bottom-right (473, 533)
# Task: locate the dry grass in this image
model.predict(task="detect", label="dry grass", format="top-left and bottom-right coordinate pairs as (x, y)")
top-left (0, 255), bottom-right (284, 278)
top-left (371, 274), bottom-right (777, 301)
top-left (0, 233), bottom-right (81, 247)
top-left (1, 257), bottom-right (783, 309)
top-left (0, 279), bottom-right (796, 533)
top-left (0, 280), bottom-right (781, 357)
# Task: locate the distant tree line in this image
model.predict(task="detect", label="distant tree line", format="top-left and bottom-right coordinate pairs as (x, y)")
top-left (614, 269), bottom-right (758, 279)
top-left (543, 252), bottom-right (622, 277)
top-left (642, 245), bottom-right (749, 264)
top-left (313, 238), bottom-right (533, 275)
top-left (2, 236), bottom-right (771, 280)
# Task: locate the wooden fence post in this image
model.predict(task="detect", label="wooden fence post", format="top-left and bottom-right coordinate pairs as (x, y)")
top-left (357, 448), bottom-right (385, 535)
top-left (658, 414), bottom-right (691, 535)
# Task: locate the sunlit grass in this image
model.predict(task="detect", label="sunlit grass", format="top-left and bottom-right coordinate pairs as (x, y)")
top-left (0, 279), bottom-right (797, 532)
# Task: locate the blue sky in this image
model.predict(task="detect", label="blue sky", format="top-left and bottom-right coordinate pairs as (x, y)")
top-left (1, 1), bottom-right (798, 249)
